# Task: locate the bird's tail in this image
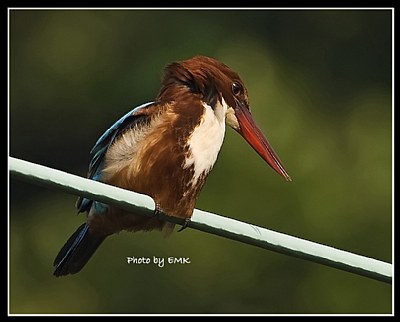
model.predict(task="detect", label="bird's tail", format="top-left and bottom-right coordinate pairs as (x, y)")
top-left (53, 223), bottom-right (106, 277)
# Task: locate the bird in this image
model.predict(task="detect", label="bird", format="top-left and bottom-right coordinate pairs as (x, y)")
top-left (53, 55), bottom-right (291, 276)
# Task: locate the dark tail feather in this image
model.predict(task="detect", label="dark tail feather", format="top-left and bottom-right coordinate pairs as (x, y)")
top-left (53, 223), bottom-right (106, 277)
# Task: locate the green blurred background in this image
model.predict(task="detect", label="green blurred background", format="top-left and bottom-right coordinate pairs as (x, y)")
top-left (9, 9), bottom-right (392, 314)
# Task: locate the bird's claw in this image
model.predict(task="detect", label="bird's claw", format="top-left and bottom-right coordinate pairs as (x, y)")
top-left (153, 204), bottom-right (163, 218)
top-left (177, 218), bottom-right (191, 232)
top-left (154, 205), bottom-right (190, 232)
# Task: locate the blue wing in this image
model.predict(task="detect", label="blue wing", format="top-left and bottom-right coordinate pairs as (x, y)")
top-left (76, 102), bottom-right (156, 213)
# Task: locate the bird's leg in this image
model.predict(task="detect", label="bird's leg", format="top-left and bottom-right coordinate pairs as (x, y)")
top-left (177, 218), bottom-right (191, 232)
top-left (154, 203), bottom-right (190, 232)
top-left (153, 203), bottom-right (163, 218)
top-left (152, 203), bottom-right (190, 233)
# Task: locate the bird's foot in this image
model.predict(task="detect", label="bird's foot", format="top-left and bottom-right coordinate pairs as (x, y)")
top-left (154, 205), bottom-right (190, 232)
top-left (177, 218), bottom-right (191, 232)
top-left (152, 204), bottom-right (164, 220)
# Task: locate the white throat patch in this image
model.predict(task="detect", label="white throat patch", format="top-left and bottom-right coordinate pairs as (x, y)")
top-left (184, 98), bottom-right (229, 183)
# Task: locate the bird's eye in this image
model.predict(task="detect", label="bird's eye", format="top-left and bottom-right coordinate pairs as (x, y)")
top-left (232, 82), bottom-right (243, 96)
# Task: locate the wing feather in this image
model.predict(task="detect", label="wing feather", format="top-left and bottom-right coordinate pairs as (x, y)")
top-left (76, 102), bottom-right (157, 213)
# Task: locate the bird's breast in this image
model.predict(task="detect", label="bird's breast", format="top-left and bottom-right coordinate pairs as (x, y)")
top-left (183, 100), bottom-right (227, 185)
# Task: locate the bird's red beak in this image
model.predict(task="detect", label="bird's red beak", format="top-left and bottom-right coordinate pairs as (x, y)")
top-left (233, 103), bottom-right (291, 181)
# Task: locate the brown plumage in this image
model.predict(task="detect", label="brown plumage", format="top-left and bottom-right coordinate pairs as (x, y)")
top-left (53, 55), bottom-right (291, 276)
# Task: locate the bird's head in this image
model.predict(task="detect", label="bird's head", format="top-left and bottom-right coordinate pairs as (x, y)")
top-left (158, 55), bottom-right (291, 181)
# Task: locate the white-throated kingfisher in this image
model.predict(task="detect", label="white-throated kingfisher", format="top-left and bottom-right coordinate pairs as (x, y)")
top-left (53, 55), bottom-right (291, 276)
